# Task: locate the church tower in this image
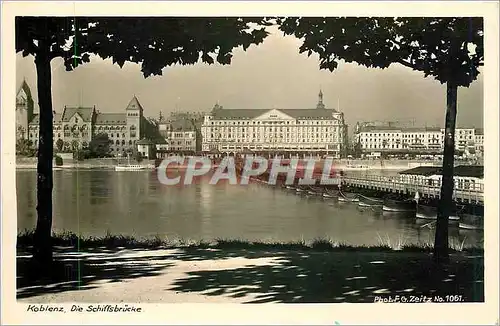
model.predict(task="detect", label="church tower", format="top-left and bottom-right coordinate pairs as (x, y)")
top-left (16, 79), bottom-right (34, 140)
top-left (316, 89), bottom-right (325, 109)
top-left (125, 95), bottom-right (144, 146)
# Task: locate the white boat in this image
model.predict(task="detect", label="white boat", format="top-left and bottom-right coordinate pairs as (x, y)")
top-left (115, 164), bottom-right (147, 171)
top-left (459, 223), bottom-right (483, 230)
top-left (358, 201), bottom-right (372, 207)
top-left (416, 212), bottom-right (460, 221)
top-left (115, 154), bottom-right (149, 171)
top-left (323, 190), bottom-right (337, 198)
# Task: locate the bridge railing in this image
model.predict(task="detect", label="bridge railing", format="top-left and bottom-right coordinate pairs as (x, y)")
top-left (342, 175), bottom-right (484, 203)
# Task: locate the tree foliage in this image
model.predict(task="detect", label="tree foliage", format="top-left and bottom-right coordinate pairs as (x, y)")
top-left (89, 133), bottom-right (111, 157)
top-left (16, 17), bottom-right (271, 76)
top-left (278, 17), bottom-right (483, 86)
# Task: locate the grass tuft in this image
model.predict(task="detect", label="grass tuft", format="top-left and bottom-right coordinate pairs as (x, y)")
top-left (16, 229), bottom-right (483, 255)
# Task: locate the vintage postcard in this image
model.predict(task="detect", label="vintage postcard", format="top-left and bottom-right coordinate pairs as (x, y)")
top-left (1, 1), bottom-right (499, 325)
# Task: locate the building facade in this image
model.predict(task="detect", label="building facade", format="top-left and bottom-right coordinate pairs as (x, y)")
top-left (158, 118), bottom-right (197, 153)
top-left (474, 128), bottom-right (484, 154)
top-left (354, 122), bottom-right (484, 156)
top-left (201, 91), bottom-right (348, 157)
top-left (16, 81), bottom-right (146, 156)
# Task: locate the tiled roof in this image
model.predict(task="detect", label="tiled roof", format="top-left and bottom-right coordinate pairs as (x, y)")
top-left (61, 107), bottom-right (93, 122)
top-left (170, 119), bottom-right (195, 131)
top-left (94, 113), bottom-right (127, 125)
top-left (211, 108), bottom-right (338, 120)
top-left (29, 113), bottom-right (62, 125)
top-left (360, 126), bottom-right (402, 132)
top-left (360, 126), bottom-right (442, 133)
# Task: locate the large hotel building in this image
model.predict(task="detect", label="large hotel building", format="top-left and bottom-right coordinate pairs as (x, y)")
top-left (201, 91), bottom-right (348, 157)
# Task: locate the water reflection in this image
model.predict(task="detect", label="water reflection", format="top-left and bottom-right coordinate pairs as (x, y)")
top-left (16, 170), bottom-right (483, 248)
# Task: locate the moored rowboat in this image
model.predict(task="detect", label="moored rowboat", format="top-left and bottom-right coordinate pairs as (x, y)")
top-left (339, 191), bottom-right (359, 202)
top-left (323, 189), bottom-right (338, 198)
top-left (382, 198), bottom-right (416, 212)
top-left (416, 212), bottom-right (460, 221)
top-left (358, 194), bottom-right (383, 207)
top-left (459, 223), bottom-right (483, 230)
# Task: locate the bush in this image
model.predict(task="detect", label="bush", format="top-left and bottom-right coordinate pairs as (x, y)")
top-left (135, 151), bottom-right (143, 163)
top-left (54, 155), bottom-right (63, 166)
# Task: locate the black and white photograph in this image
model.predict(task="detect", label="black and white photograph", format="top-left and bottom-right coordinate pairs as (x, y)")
top-left (2, 1), bottom-right (499, 325)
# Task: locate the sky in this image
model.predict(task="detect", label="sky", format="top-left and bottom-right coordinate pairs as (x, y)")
top-left (16, 26), bottom-right (483, 130)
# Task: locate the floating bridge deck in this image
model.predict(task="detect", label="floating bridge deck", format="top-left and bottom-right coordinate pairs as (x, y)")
top-left (342, 175), bottom-right (484, 205)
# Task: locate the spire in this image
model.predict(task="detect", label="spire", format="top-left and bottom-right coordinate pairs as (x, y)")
top-left (316, 89), bottom-right (325, 109)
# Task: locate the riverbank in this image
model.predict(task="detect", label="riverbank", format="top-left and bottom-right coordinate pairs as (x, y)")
top-left (17, 242), bottom-right (484, 303)
top-left (16, 230), bottom-right (483, 253)
top-left (16, 157), bottom-right (156, 170)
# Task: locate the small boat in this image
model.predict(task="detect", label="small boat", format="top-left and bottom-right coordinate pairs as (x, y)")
top-left (339, 191), bottom-right (359, 202)
top-left (358, 201), bottom-right (372, 207)
top-left (459, 223), bottom-right (483, 230)
top-left (285, 185), bottom-right (296, 190)
top-left (296, 186), bottom-right (307, 193)
top-left (358, 194), bottom-right (383, 207)
top-left (416, 204), bottom-right (461, 221)
top-left (115, 154), bottom-right (149, 171)
top-left (322, 189), bottom-right (338, 198)
top-left (307, 186), bottom-right (323, 195)
top-left (416, 212), bottom-right (460, 221)
top-left (115, 164), bottom-right (147, 171)
top-left (383, 198), bottom-right (416, 212)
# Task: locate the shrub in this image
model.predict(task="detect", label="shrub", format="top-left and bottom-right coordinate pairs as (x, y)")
top-left (54, 155), bottom-right (63, 166)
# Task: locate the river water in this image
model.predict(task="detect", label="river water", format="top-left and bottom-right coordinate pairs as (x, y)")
top-left (16, 169), bottom-right (483, 248)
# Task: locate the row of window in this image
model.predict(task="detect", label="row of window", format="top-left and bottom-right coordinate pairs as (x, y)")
top-left (218, 145), bottom-right (332, 150)
top-left (212, 140), bottom-right (338, 144)
top-left (30, 125), bottom-right (138, 131)
top-left (206, 127), bottom-right (338, 132)
top-left (207, 120), bottom-right (341, 126)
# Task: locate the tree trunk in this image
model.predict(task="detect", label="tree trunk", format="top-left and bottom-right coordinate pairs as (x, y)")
top-left (433, 81), bottom-right (458, 264)
top-left (32, 39), bottom-right (54, 264)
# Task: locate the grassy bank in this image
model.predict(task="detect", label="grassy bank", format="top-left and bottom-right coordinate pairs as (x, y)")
top-left (17, 230), bottom-right (483, 255)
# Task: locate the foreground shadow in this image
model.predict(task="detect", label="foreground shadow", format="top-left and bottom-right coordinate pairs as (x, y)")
top-left (168, 249), bottom-right (484, 303)
top-left (17, 247), bottom-right (173, 299)
top-left (17, 246), bottom-right (484, 303)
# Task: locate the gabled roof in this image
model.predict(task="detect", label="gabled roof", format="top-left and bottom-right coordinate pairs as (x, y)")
top-left (61, 107), bottom-right (93, 122)
top-left (94, 113), bottom-right (127, 125)
top-left (211, 108), bottom-right (338, 120)
top-left (16, 79), bottom-right (32, 99)
top-left (126, 96), bottom-right (144, 111)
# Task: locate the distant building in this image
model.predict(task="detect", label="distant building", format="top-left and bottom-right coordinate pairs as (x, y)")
top-left (354, 121), bottom-right (483, 156)
top-left (474, 128), bottom-right (484, 155)
top-left (16, 80), bottom-right (147, 156)
top-left (201, 90), bottom-right (348, 157)
top-left (158, 117), bottom-right (197, 153)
